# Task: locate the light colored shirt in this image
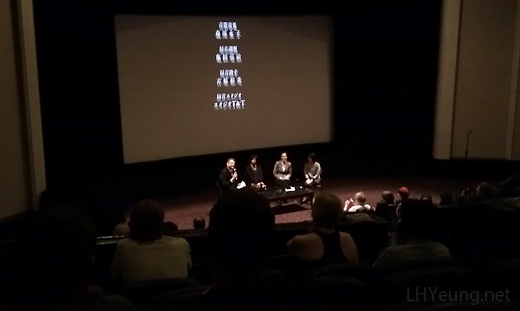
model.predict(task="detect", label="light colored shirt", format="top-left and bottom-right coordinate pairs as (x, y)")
top-left (347, 204), bottom-right (372, 212)
top-left (111, 236), bottom-right (192, 287)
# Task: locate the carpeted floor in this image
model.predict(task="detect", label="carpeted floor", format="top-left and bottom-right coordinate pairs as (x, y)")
top-left (160, 174), bottom-right (485, 230)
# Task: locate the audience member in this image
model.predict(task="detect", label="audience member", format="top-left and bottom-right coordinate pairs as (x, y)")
top-left (438, 192), bottom-right (454, 206)
top-left (395, 186), bottom-right (410, 206)
top-left (475, 181), bottom-right (498, 200)
top-left (162, 220), bottom-right (179, 234)
top-left (111, 199), bottom-right (192, 288)
top-left (458, 181), bottom-right (499, 203)
top-left (287, 192), bottom-right (359, 269)
top-left (419, 193), bottom-right (434, 206)
top-left (303, 152), bottom-right (322, 188)
top-left (395, 186), bottom-right (410, 220)
top-left (19, 204), bottom-right (137, 311)
top-left (156, 189), bottom-right (285, 311)
top-left (192, 216), bottom-right (206, 229)
top-left (112, 208), bottom-right (130, 236)
top-left (273, 152), bottom-right (293, 190)
top-left (374, 190), bottom-right (396, 221)
top-left (344, 191), bottom-right (373, 212)
top-left (245, 154), bottom-right (267, 191)
top-left (373, 199), bottom-right (452, 271)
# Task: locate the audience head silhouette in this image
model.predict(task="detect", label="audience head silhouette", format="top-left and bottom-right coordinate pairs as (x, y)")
top-left (381, 190), bottom-right (394, 203)
top-left (209, 189), bottom-right (275, 274)
top-left (398, 198), bottom-right (436, 239)
top-left (193, 216), bottom-right (206, 229)
top-left (19, 204), bottom-right (137, 310)
top-left (129, 199), bottom-right (165, 242)
top-left (397, 187), bottom-right (410, 200)
top-left (311, 192), bottom-right (343, 228)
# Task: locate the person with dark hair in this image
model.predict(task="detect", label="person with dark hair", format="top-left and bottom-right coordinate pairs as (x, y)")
top-left (374, 190), bottom-right (397, 224)
top-left (111, 199), bottom-right (192, 288)
top-left (419, 193), bottom-right (434, 206)
top-left (439, 192), bottom-right (454, 206)
top-left (475, 181), bottom-right (498, 200)
top-left (162, 220), bottom-right (179, 234)
top-left (303, 153), bottom-right (322, 188)
top-left (395, 186), bottom-right (411, 220)
top-left (245, 154), bottom-right (267, 191)
top-left (287, 192), bottom-right (359, 269)
top-left (396, 187), bottom-right (410, 205)
top-left (155, 189), bottom-right (283, 311)
top-left (273, 152), bottom-right (293, 191)
top-left (218, 158), bottom-right (240, 194)
top-left (18, 204), bottom-right (137, 311)
top-left (192, 216), bottom-right (206, 230)
top-left (373, 199), bottom-right (452, 271)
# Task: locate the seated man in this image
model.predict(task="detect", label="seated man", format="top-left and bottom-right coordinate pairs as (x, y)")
top-left (273, 152), bottom-right (292, 190)
top-left (152, 189), bottom-right (285, 311)
top-left (218, 157), bottom-right (240, 194)
top-left (111, 199), bottom-right (192, 288)
top-left (373, 199), bottom-right (453, 271)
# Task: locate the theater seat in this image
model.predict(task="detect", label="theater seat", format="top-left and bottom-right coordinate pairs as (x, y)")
top-left (119, 277), bottom-right (203, 311)
top-left (373, 266), bottom-right (477, 307)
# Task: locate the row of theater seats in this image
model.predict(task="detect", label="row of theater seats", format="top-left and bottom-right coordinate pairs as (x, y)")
top-left (105, 259), bottom-right (520, 311)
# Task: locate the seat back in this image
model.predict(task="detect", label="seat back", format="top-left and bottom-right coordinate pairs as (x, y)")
top-left (119, 277), bottom-right (203, 311)
top-left (374, 266), bottom-right (477, 306)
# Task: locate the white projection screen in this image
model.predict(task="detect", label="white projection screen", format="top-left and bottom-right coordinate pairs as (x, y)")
top-left (115, 14), bottom-right (333, 164)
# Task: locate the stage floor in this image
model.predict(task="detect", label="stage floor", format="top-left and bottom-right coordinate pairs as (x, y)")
top-left (159, 174), bottom-right (486, 230)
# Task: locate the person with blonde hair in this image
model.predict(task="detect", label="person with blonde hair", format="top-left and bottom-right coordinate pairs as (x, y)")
top-left (344, 191), bottom-right (373, 212)
top-left (287, 192), bottom-right (359, 268)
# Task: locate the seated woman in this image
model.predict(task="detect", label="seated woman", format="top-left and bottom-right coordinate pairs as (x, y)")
top-left (111, 199), bottom-right (192, 288)
top-left (245, 154), bottom-right (267, 191)
top-left (286, 192), bottom-right (359, 270)
top-left (344, 191), bottom-right (373, 212)
top-left (303, 153), bottom-right (322, 188)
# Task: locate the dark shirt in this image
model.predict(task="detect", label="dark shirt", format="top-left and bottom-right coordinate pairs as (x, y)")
top-left (219, 167), bottom-right (236, 193)
top-left (246, 164), bottom-right (263, 186)
top-left (314, 230), bottom-right (350, 266)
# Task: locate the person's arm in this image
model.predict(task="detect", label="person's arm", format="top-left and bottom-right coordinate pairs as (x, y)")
top-left (286, 162), bottom-right (292, 180)
top-left (286, 235), bottom-right (308, 260)
top-left (304, 163), bottom-right (310, 179)
top-left (219, 168), bottom-right (233, 189)
top-left (258, 165), bottom-right (264, 183)
top-left (339, 232), bottom-right (359, 264)
top-left (344, 197), bottom-right (354, 212)
top-left (311, 162), bottom-right (322, 180)
top-left (245, 165), bottom-right (254, 186)
top-left (273, 162), bottom-right (281, 179)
